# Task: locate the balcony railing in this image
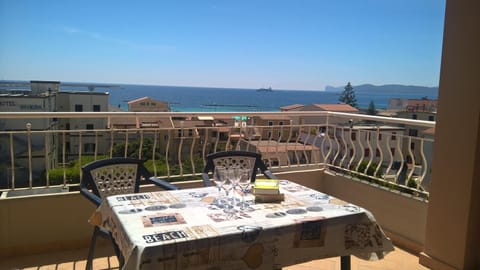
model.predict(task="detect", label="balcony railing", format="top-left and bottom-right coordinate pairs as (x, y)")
top-left (0, 111), bottom-right (434, 198)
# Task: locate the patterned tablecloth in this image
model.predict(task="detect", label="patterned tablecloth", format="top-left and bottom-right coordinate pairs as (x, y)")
top-left (91, 180), bottom-right (393, 270)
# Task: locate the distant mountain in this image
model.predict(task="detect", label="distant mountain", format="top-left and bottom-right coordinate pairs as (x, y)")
top-left (325, 84), bottom-right (438, 96)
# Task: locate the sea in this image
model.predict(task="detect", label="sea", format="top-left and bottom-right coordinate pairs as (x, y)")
top-left (51, 84), bottom-right (439, 112)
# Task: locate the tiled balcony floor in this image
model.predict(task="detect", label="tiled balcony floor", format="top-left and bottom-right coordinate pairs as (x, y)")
top-left (1, 245), bottom-right (428, 270)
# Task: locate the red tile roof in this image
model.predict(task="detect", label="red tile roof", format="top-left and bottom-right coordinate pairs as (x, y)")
top-left (310, 104), bottom-right (359, 112)
top-left (127, 96), bottom-right (151, 104)
top-left (280, 104), bottom-right (304, 111)
top-left (258, 115), bottom-right (291, 120)
top-left (422, 127), bottom-right (436, 135)
top-left (406, 99), bottom-right (438, 112)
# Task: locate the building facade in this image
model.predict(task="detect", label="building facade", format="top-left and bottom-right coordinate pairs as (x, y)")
top-left (128, 96), bottom-right (170, 112)
top-left (0, 81), bottom-right (110, 187)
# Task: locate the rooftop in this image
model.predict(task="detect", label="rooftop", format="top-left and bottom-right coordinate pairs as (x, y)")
top-left (280, 104), bottom-right (305, 111)
top-left (303, 103), bottom-right (360, 113)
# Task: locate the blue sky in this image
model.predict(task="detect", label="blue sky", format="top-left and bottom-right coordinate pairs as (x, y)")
top-left (0, 0), bottom-right (446, 90)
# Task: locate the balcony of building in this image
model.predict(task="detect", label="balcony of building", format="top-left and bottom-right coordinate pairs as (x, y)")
top-left (1, 1), bottom-right (479, 269)
top-left (1, 110), bottom-right (433, 269)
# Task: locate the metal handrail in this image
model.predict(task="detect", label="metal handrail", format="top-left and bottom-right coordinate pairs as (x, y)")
top-left (0, 111), bottom-right (434, 198)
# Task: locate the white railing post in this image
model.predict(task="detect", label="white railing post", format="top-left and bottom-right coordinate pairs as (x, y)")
top-left (26, 123), bottom-right (33, 189)
top-left (9, 133), bottom-right (15, 189)
top-left (44, 131), bottom-right (50, 187)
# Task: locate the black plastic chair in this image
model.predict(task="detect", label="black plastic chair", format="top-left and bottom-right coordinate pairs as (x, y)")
top-left (201, 150), bottom-right (277, 187)
top-left (80, 157), bottom-right (179, 270)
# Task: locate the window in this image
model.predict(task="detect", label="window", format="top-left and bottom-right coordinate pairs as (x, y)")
top-left (267, 131), bottom-right (272, 138)
top-left (268, 121), bottom-right (273, 126)
top-left (86, 124), bottom-right (94, 130)
top-left (93, 105), bottom-right (101, 112)
top-left (410, 142), bottom-right (415, 150)
top-left (412, 114), bottom-right (418, 119)
top-left (84, 143), bottom-right (95, 153)
top-left (390, 148), bottom-right (395, 155)
top-left (279, 121), bottom-right (284, 126)
top-left (409, 129), bottom-right (418, 137)
top-left (351, 132), bottom-right (357, 141)
top-left (378, 133), bottom-right (382, 140)
top-left (188, 129), bottom-right (193, 136)
top-left (66, 123), bottom-right (70, 130)
top-left (391, 132), bottom-right (396, 140)
top-left (177, 130), bottom-right (183, 137)
top-left (75, 104), bottom-right (83, 112)
top-left (376, 149), bottom-right (381, 157)
top-left (428, 115), bottom-right (435, 121)
top-left (65, 142), bottom-right (71, 152)
top-left (364, 149), bottom-right (370, 157)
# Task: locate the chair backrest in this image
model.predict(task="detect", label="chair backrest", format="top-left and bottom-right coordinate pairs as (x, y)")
top-left (202, 150), bottom-right (274, 186)
top-left (81, 158), bottom-right (152, 204)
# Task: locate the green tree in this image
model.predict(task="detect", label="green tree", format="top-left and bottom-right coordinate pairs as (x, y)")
top-left (367, 100), bottom-right (377, 115)
top-left (339, 82), bottom-right (357, 108)
top-left (112, 139), bottom-right (158, 159)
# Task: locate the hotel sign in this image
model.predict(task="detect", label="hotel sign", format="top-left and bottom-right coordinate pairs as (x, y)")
top-left (0, 101), bottom-right (16, 107)
top-left (0, 100), bottom-right (43, 110)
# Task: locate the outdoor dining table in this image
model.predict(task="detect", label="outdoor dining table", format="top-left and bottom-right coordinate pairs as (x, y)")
top-left (90, 180), bottom-right (393, 270)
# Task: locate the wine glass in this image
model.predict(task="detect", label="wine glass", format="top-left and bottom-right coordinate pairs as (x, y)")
top-left (236, 167), bottom-right (252, 210)
top-left (221, 168), bottom-right (236, 213)
top-left (213, 166), bottom-right (227, 205)
top-left (226, 165), bottom-right (245, 207)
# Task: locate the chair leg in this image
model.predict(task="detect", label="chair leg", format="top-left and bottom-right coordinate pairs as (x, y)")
top-left (110, 233), bottom-right (125, 268)
top-left (85, 227), bottom-right (99, 270)
top-left (340, 255), bottom-right (351, 270)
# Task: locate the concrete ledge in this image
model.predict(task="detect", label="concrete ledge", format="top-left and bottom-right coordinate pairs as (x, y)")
top-left (0, 192), bottom-right (95, 258)
top-left (320, 170), bottom-right (428, 248)
top-left (1, 186), bottom-right (69, 198)
top-left (419, 252), bottom-right (457, 270)
top-left (383, 229), bottom-right (423, 255)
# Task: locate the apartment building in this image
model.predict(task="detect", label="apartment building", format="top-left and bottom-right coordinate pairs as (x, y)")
top-left (386, 98), bottom-right (437, 183)
top-left (56, 91), bottom-right (109, 158)
top-left (282, 103), bottom-right (360, 126)
top-left (0, 84), bottom-right (58, 187)
top-left (250, 115), bottom-right (293, 141)
top-left (128, 96), bottom-right (170, 112)
top-left (0, 81), bottom-right (110, 187)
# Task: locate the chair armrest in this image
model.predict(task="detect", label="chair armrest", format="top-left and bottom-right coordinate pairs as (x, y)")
top-left (149, 177), bottom-right (180, 190)
top-left (202, 172), bottom-right (213, 187)
top-left (80, 187), bottom-right (102, 206)
top-left (264, 170), bottom-right (278, 179)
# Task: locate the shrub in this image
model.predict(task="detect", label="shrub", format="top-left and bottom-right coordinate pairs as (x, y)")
top-left (356, 160), bottom-right (383, 178)
top-left (43, 155), bottom-right (109, 185)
